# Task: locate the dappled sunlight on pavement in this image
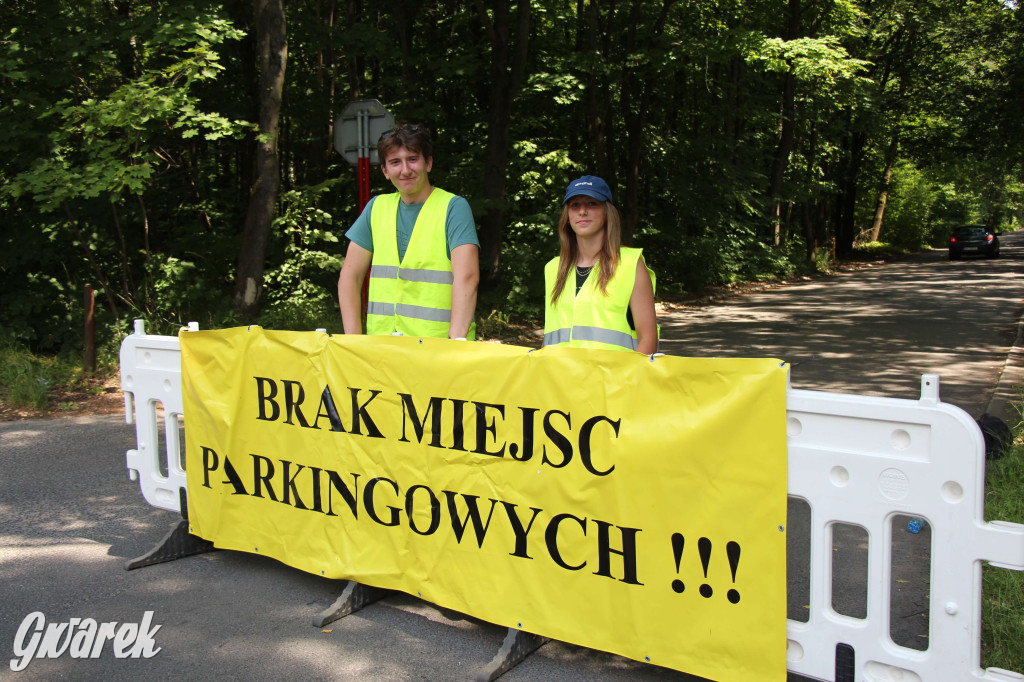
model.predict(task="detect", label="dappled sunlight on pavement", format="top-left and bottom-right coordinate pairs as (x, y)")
top-left (658, 235), bottom-right (1024, 417)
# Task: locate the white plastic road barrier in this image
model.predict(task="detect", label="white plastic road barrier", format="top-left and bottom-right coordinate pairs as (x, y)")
top-left (119, 321), bottom-right (1024, 682)
top-left (120, 319), bottom-right (195, 512)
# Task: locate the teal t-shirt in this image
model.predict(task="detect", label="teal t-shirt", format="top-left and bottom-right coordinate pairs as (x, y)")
top-left (344, 191), bottom-right (479, 261)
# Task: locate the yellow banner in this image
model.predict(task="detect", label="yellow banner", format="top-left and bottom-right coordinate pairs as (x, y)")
top-left (182, 327), bottom-right (788, 682)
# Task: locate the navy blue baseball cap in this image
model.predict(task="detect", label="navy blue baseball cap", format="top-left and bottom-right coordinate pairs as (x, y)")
top-left (563, 175), bottom-right (613, 204)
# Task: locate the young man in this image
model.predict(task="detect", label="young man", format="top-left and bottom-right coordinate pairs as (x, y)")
top-left (337, 124), bottom-right (480, 339)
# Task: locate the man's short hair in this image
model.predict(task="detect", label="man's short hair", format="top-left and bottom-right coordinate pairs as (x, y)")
top-left (377, 124), bottom-right (433, 162)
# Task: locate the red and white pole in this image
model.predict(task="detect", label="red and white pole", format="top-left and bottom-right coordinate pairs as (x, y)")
top-left (357, 111), bottom-right (371, 319)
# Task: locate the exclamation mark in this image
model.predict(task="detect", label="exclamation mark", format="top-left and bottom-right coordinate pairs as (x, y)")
top-left (726, 541), bottom-right (741, 604)
top-left (698, 537), bottom-right (713, 598)
top-left (671, 533), bottom-right (685, 593)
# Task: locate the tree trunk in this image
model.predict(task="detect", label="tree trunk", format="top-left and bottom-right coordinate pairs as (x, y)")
top-left (320, 0), bottom-right (337, 170)
top-left (802, 124), bottom-right (819, 264)
top-left (868, 134), bottom-right (899, 242)
top-left (835, 123), bottom-right (866, 259)
top-left (474, 0), bottom-right (530, 281)
top-left (388, 0), bottom-right (418, 93)
top-left (346, 0), bottom-right (363, 98)
top-left (619, 0), bottom-right (643, 246)
top-left (768, 68), bottom-right (796, 245)
top-left (618, 0), bottom-right (674, 246)
top-left (767, 0), bottom-right (800, 245)
top-left (583, 0), bottom-right (614, 184)
top-left (233, 0), bottom-right (287, 319)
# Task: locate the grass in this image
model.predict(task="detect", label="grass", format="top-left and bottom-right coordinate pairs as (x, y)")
top-left (981, 402), bottom-right (1024, 672)
top-left (0, 337), bottom-right (119, 417)
top-left (851, 241), bottom-right (916, 259)
top-left (0, 341), bottom-right (55, 410)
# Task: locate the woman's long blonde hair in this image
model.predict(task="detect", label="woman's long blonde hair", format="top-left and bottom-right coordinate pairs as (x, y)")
top-left (549, 201), bottom-right (623, 304)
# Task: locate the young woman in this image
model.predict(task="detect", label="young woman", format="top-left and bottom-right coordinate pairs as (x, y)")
top-left (543, 175), bottom-right (657, 354)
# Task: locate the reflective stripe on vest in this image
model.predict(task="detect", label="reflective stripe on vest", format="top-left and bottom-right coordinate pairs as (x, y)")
top-left (367, 299), bottom-right (452, 323)
top-left (543, 246), bottom-right (655, 352)
top-left (543, 325), bottom-right (638, 350)
top-left (369, 265), bottom-right (455, 284)
top-left (366, 189), bottom-right (462, 338)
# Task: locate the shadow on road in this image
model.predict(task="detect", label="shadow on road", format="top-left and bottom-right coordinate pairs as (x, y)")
top-left (658, 239), bottom-right (1024, 418)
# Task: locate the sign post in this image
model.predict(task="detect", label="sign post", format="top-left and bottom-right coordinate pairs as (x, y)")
top-left (334, 100), bottom-right (395, 322)
top-left (334, 99), bottom-right (394, 211)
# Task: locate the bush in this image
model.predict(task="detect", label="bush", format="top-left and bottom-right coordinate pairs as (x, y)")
top-left (0, 334), bottom-right (109, 411)
top-left (878, 161), bottom-right (944, 249)
top-left (0, 341), bottom-right (50, 409)
top-left (256, 182), bottom-right (345, 332)
top-left (852, 241), bottom-right (912, 259)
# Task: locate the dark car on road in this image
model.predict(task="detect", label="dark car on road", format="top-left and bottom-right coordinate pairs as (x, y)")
top-left (949, 224), bottom-right (1000, 260)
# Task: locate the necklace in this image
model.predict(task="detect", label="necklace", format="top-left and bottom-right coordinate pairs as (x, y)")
top-left (574, 262), bottom-right (594, 296)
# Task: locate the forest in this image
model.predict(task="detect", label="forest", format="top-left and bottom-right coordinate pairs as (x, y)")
top-left (2, 0), bottom-right (1022, 352)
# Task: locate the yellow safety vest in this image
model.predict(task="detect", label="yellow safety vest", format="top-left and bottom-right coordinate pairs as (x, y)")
top-left (366, 189), bottom-right (475, 339)
top-left (543, 247), bottom-right (655, 351)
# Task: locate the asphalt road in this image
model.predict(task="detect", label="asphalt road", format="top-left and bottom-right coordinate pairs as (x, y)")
top-left (2, 232), bottom-right (1022, 681)
top-left (658, 231), bottom-right (1024, 421)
